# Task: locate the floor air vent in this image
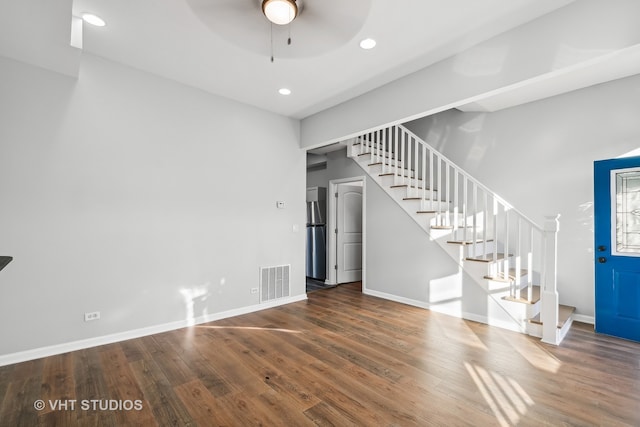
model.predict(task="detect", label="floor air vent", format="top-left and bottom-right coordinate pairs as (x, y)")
top-left (260, 264), bottom-right (290, 303)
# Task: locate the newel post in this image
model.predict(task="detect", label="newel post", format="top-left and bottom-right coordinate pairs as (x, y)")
top-left (541, 214), bottom-right (560, 345)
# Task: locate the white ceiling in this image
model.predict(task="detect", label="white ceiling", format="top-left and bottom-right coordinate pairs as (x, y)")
top-left (0, 0), bottom-right (579, 119)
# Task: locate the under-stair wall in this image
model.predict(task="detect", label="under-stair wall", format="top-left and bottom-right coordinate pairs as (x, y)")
top-left (364, 178), bottom-right (538, 333)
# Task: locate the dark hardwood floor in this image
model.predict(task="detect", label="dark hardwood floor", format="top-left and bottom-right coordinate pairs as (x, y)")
top-left (1, 282), bottom-right (639, 426)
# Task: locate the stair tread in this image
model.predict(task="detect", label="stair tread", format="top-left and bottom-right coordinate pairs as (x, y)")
top-left (377, 171), bottom-right (417, 178)
top-left (389, 176), bottom-right (424, 181)
top-left (375, 168), bottom-right (416, 174)
top-left (404, 198), bottom-right (451, 204)
top-left (529, 305), bottom-right (576, 328)
top-left (466, 253), bottom-right (511, 263)
top-left (448, 239), bottom-right (494, 245)
top-left (432, 224), bottom-right (474, 230)
top-left (360, 152), bottom-right (397, 161)
top-left (483, 268), bottom-right (528, 282)
top-left (390, 184), bottom-right (435, 191)
top-left (502, 285), bottom-right (541, 304)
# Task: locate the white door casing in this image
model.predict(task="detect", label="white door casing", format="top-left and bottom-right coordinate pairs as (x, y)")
top-left (336, 184), bottom-right (363, 283)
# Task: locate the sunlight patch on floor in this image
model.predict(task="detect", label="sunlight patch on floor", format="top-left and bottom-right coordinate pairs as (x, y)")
top-left (434, 315), bottom-right (488, 351)
top-left (510, 335), bottom-right (562, 373)
top-left (464, 362), bottom-right (534, 427)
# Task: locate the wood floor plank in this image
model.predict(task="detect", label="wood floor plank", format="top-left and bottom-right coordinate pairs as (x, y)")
top-left (143, 334), bottom-right (196, 387)
top-left (303, 401), bottom-right (358, 427)
top-left (129, 356), bottom-right (195, 426)
top-left (257, 388), bottom-right (318, 427)
top-left (73, 348), bottom-right (118, 427)
top-left (288, 361), bottom-right (392, 426)
top-left (1, 282), bottom-right (640, 426)
top-left (40, 352), bottom-right (76, 415)
top-left (0, 363), bottom-right (14, 413)
top-left (214, 328), bottom-right (321, 412)
top-left (0, 359), bottom-right (44, 427)
top-left (173, 379), bottom-right (238, 426)
top-left (98, 345), bottom-right (157, 426)
top-left (162, 333), bottom-right (233, 399)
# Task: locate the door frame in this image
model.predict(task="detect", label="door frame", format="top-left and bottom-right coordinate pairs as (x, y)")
top-left (326, 176), bottom-right (366, 289)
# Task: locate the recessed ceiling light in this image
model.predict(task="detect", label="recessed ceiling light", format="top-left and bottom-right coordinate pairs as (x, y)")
top-left (278, 88), bottom-right (292, 96)
top-left (82, 13), bottom-right (106, 27)
top-left (359, 38), bottom-right (376, 50)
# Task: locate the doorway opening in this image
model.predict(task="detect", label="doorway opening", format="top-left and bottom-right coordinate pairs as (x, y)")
top-left (327, 176), bottom-right (366, 290)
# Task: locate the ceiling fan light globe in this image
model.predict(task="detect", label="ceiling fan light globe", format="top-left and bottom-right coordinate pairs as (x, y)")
top-left (262, 0), bottom-right (298, 25)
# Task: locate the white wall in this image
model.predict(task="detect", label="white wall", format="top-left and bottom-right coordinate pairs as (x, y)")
top-left (305, 165), bottom-right (328, 189)
top-left (300, 0), bottom-right (640, 149)
top-left (307, 148), bottom-right (361, 190)
top-left (365, 175), bottom-right (511, 323)
top-left (405, 73), bottom-right (640, 318)
top-left (0, 54), bottom-right (305, 358)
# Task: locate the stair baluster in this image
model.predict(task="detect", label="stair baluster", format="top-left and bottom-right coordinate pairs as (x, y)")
top-left (394, 126), bottom-right (399, 176)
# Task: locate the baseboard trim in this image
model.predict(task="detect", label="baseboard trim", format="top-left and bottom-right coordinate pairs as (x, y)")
top-left (0, 294), bottom-right (307, 367)
top-left (572, 314), bottom-right (595, 325)
top-left (363, 288), bottom-right (524, 334)
top-left (364, 288), bottom-right (430, 310)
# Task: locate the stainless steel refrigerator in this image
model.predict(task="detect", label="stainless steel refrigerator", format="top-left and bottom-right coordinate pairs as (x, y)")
top-left (306, 187), bottom-right (326, 280)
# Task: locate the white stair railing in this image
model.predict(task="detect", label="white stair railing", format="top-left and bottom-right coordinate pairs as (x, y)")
top-left (354, 124), bottom-right (560, 343)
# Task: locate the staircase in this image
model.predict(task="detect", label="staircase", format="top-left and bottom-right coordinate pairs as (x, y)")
top-left (346, 124), bottom-right (574, 345)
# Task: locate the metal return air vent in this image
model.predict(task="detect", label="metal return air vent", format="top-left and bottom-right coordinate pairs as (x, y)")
top-left (260, 264), bottom-right (290, 303)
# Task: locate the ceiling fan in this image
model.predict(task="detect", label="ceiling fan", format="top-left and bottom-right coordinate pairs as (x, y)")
top-left (185, 0), bottom-right (372, 59)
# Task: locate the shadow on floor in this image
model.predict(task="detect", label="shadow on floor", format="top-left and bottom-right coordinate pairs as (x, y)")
top-left (306, 277), bottom-right (336, 293)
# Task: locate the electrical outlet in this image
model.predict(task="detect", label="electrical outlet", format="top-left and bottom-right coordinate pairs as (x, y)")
top-left (250, 288), bottom-right (259, 294)
top-left (84, 311), bottom-right (100, 322)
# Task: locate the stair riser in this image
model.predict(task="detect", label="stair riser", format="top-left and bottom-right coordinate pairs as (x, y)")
top-left (389, 176), bottom-right (427, 188)
top-left (383, 179), bottom-right (432, 193)
top-left (447, 228), bottom-right (488, 241)
top-left (391, 187), bottom-right (443, 202)
top-left (463, 242), bottom-right (497, 258)
top-left (357, 151), bottom-right (395, 162)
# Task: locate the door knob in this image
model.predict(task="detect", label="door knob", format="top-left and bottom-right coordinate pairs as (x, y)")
top-left (598, 257), bottom-right (607, 263)
top-left (598, 245), bottom-right (607, 252)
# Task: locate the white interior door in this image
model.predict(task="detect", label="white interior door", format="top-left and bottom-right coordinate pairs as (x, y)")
top-left (336, 184), bottom-right (363, 283)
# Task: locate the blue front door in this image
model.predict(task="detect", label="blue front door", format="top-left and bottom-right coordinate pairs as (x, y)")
top-left (594, 156), bottom-right (640, 342)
